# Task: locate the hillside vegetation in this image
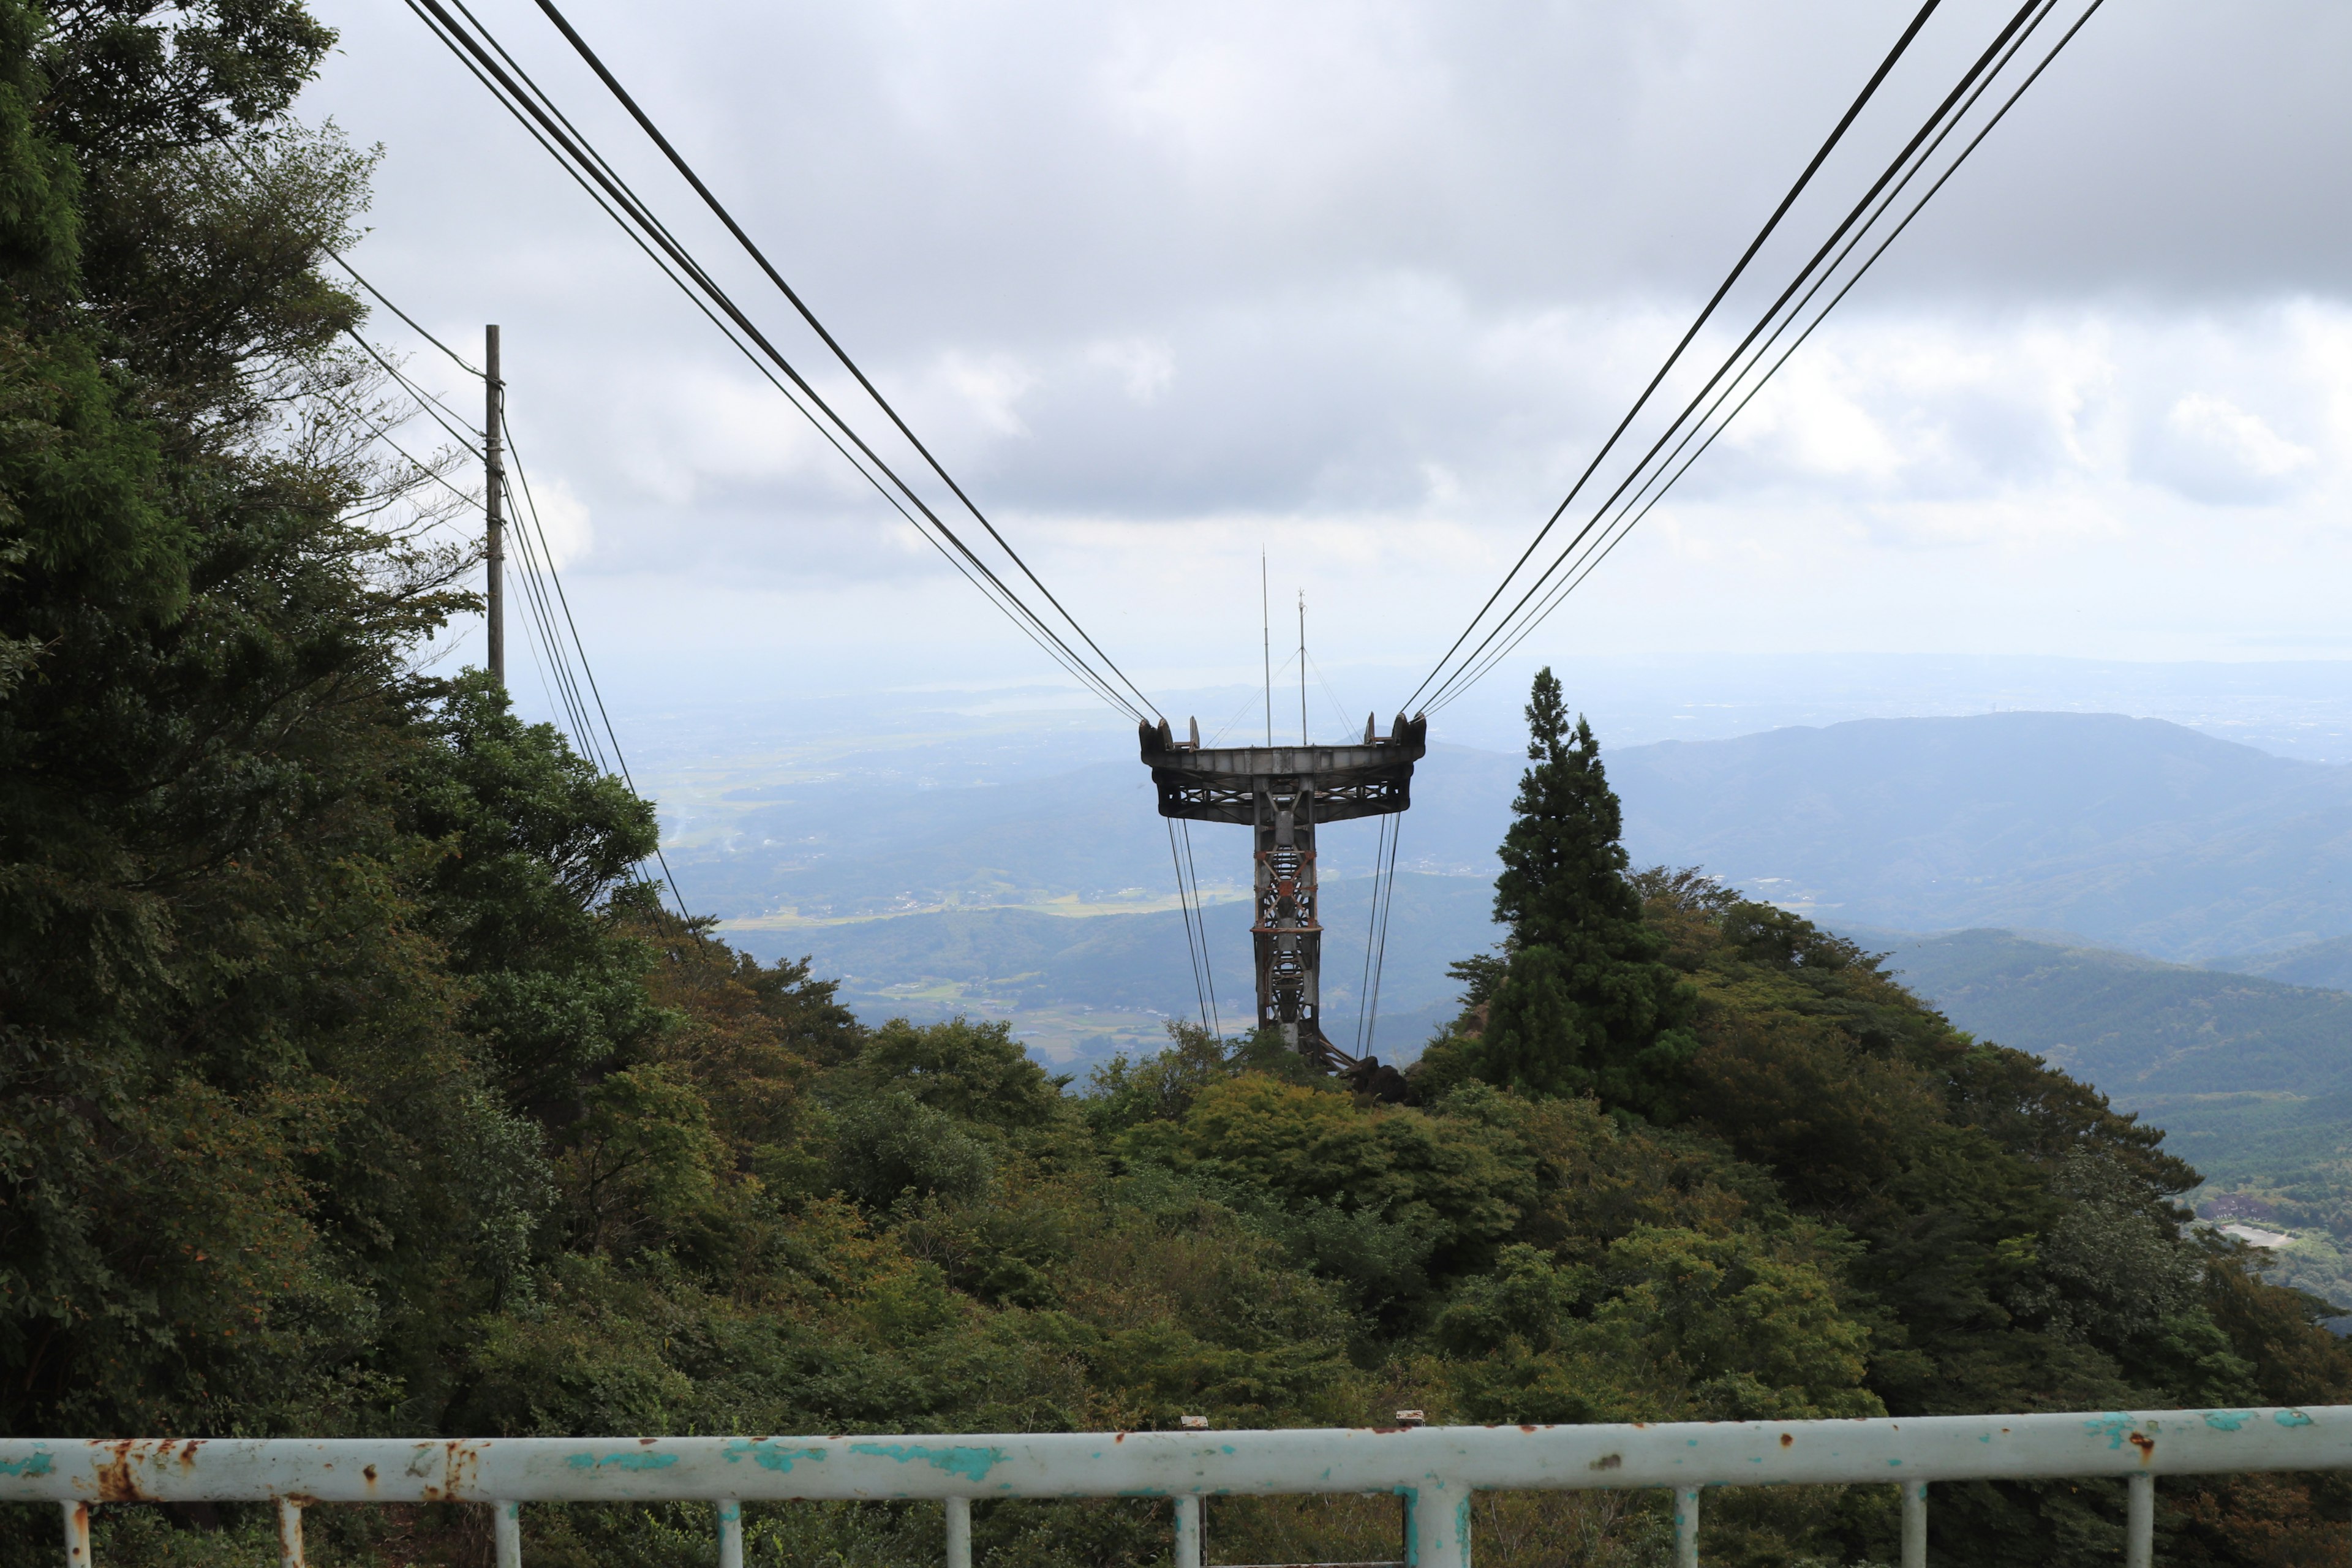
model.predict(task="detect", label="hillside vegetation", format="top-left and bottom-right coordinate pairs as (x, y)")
top-left (1872, 929), bottom-right (2352, 1314)
top-left (6, 6), bottom-right (2352, 1568)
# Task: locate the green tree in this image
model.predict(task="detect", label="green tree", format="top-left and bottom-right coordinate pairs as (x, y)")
top-left (1478, 668), bottom-right (1695, 1113)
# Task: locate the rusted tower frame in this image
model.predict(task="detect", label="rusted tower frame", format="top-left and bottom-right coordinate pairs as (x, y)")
top-left (1138, 713), bottom-right (1427, 1068)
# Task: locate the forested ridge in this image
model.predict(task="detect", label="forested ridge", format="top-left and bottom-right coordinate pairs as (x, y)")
top-left (3, 5), bottom-right (2350, 1566)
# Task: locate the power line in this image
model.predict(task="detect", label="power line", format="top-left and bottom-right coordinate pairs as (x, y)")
top-left (317, 251), bottom-right (694, 915)
top-left (325, 251), bottom-right (485, 377)
top-left (503, 412), bottom-right (695, 919)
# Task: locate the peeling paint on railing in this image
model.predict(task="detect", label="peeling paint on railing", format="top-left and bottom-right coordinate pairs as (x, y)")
top-left (6, 1407), bottom-right (2348, 1567)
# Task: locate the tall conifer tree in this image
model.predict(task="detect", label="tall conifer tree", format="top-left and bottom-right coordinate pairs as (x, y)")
top-left (1480, 668), bottom-right (1695, 1113)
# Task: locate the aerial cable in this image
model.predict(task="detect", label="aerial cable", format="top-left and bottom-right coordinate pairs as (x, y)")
top-left (285, 156), bottom-right (690, 910)
top-left (1180, 817), bottom-right (1221, 1038)
top-left (1363, 816), bottom-right (1402, 1058)
top-left (404, 0), bottom-right (1144, 722)
top-left (363, 338), bottom-right (485, 448)
top-left (502, 510), bottom-right (600, 763)
top-left (428, 21), bottom-right (1128, 716)
top-left (1167, 818), bottom-right (1213, 1036)
top-left (1418, 0), bottom-right (2048, 714)
top-left (1433, 0), bottom-right (2066, 707)
top-left (499, 457), bottom-right (605, 766)
top-left (505, 412), bottom-right (698, 916)
top-left (345, 330), bottom-right (484, 455)
top-left (323, 251), bottom-right (485, 377)
top-left (1400, 0), bottom-right (1947, 715)
top-left (333, 341), bottom-right (690, 910)
top-left (525, 0), bottom-right (1163, 726)
top-left (1352, 814), bottom-right (1390, 1059)
top-left (1415, 0), bottom-right (2056, 714)
top-left (1427, 0), bottom-right (2101, 709)
top-left (405, 0), bottom-right (1155, 725)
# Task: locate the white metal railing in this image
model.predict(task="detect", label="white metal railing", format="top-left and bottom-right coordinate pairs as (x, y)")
top-left (6, 1406), bottom-right (2348, 1568)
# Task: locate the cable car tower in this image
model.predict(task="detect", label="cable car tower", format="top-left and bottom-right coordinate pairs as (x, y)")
top-left (1138, 709), bottom-right (1427, 1069)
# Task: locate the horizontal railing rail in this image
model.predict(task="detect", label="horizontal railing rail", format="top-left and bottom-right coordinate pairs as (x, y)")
top-left (6, 1406), bottom-right (2346, 1568)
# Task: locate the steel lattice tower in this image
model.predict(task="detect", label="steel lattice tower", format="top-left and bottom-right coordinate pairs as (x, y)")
top-left (1138, 713), bottom-right (1427, 1068)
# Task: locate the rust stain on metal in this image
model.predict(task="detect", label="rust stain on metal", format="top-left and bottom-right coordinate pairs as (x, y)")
top-left (439, 1439), bottom-right (486, 1500)
top-left (1520, 1425), bottom-right (1537, 1435)
top-left (176, 1441), bottom-right (201, 1467)
top-left (96, 1441), bottom-right (147, 1503)
top-left (2130, 1433), bottom-right (2156, 1462)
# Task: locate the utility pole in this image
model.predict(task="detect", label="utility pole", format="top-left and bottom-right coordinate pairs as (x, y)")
top-left (484, 324), bottom-right (506, 687)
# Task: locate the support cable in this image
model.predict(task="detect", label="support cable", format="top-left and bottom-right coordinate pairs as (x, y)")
top-left (1417, 0), bottom-right (2051, 717)
top-left (404, 0), bottom-right (1153, 724)
top-left (524, 0), bottom-right (1162, 726)
top-left (1399, 0), bottom-right (1947, 715)
top-left (404, 0), bottom-right (1137, 717)
top-left (1352, 814), bottom-right (1390, 1059)
top-left (402, 0), bottom-right (1119, 719)
top-left (1167, 818), bottom-right (1213, 1038)
top-left (1180, 818), bottom-right (1222, 1039)
top-left (1363, 815), bottom-right (1402, 1060)
top-left (1426, 0), bottom-right (2101, 709)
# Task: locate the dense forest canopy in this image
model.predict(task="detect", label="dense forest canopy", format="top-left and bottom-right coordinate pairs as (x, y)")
top-left (3, 4), bottom-right (2351, 1566)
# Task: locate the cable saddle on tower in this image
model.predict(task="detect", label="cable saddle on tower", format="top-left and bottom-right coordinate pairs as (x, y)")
top-left (1138, 712), bottom-right (1427, 1082)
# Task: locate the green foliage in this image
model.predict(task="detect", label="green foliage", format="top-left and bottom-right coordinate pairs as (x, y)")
top-left (1479, 668), bottom-right (1696, 1114)
top-left (10, 9), bottom-right (2352, 1566)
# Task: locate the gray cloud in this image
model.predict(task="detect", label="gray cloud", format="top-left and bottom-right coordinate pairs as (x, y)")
top-left (316, 0), bottom-right (2352, 704)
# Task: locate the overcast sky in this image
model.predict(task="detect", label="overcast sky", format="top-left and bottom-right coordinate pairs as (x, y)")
top-left (306, 0), bottom-right (2352, 730)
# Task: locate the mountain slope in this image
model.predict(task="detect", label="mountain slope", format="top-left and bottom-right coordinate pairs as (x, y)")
top-left (1858, 926), bottom-right (2352, 1101)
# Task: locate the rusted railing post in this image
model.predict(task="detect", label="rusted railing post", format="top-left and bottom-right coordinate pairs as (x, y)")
top-left (1899, 1479), bottom-right (1925, 1568)
top-left (276, 1498), bottom-right (305, 1568)
top-left (59, 1501), bottom-right (89, 1568)
top-left (1172, 1496), bottom-right (1201, 1568)
top-left (493, 1500), bottom-right (521, 1568)
top-left (1673, 1485), bottom-right (1699, 1567)
top-left (944, 1495), bottom-right (970, 1568)
top-left (716, 1499), bottom-right (742, 1568)
top-left (2126, 1473), bottom-right (2153, 1568)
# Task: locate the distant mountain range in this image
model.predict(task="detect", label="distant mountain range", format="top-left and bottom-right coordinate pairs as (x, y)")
top-left (1611, 712), bottom-right (2352, 962)
top-left (695, 710), bottom-right (2352, 962)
